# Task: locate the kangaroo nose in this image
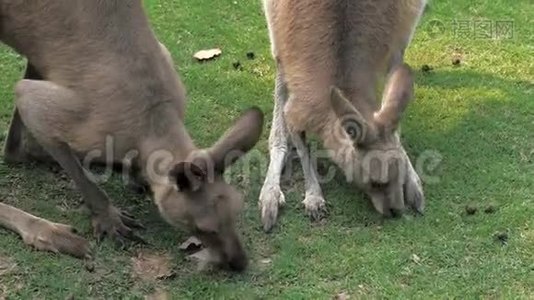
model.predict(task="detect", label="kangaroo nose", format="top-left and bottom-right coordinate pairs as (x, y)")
top-left (389, 208), bottom-right (403, 218)
top-left (224, 237), bottom-right (248, 272)
top-left (228, 254), bottom-right (248, 272)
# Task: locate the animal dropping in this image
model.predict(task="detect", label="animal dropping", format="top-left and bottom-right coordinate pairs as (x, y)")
top-left (421, 64), bottom-right (433, 73)
top-left (484, 204), bottom-right (497, 214)
top-left (465, 204), bottom-right (477, 215)
top-left (494, 232), bottom-right (509, 244)
top-left (232, 61), bottom-right (243, 70)
top-left (193, 48), bottom-right (222, 61)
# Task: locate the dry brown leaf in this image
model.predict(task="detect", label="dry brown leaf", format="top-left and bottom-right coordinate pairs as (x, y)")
top-left (333, 292), bottom-right (350, 300)
top-left (193, 48), bottom-right (222, 61)
top-left (145, 288), bottom-right (170, 300)
top-left (131, 250), bottom-right (175, 281)
top-left (259, 258), bottom-right (272, 265)
top-left (178, 236), bottom-right (202, 251)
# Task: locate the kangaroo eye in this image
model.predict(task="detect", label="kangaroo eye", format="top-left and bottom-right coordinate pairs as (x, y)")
top-left (342, 119), bottom-right (362, 141)
top-left (370, 181), bottom-right (388, 190)
top-left (195, 227), bottom-right (218, 236)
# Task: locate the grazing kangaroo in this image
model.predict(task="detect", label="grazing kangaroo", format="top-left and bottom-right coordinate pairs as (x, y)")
top-left (0, 0), bottom-right (263, 271)
top-left (259, 0), bottom-right (426, 231)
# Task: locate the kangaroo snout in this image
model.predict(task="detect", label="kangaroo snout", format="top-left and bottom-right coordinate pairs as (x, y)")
top-left (227, 249), bottom-right (248, 272)
top-left (221, 232), bottom-right (248, 272)
top-left (199, 231), bottom-right (248, 272)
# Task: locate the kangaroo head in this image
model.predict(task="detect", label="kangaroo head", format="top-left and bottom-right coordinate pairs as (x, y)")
top-left (329, 64), bottom-right (424, 217)
top-left (155, 107), bottom-right (263, 271)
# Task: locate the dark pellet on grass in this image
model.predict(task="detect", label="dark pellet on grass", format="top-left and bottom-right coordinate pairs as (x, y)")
top-left (484, 204), bottom-right (496, 214)
top-left (495, 232), bottom-right (508, 244)
top-left (465, 205), bottom-right (477, 215)
top-left (421, 64), bottom-right (433, 73)
top-left (246, 51), bottom-right (255, 60)
top-left (232, 61), bottom-right (242, 70)
top-left (84, 261), bottom-right (95, 272)
top-left (452, 58), bottom-right (461, 66)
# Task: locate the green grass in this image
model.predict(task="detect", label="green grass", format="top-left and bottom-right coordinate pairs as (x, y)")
top-left (1, 0), bottom-right (533, 298)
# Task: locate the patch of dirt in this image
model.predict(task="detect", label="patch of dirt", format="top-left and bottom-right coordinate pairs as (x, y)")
top-left (0, 255), bottom-right (21, 300)
top-left (0, 254), bottom-right (16, 276)
top-left (0, 285), bottom-right (5, 300)
top-left (131, 250), bottom-right (175, 282)
top-left (145, 288), bottom-right (169, 300)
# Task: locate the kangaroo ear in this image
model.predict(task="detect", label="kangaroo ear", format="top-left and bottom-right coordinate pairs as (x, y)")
top-left (169, 162), bottom-right (207, 192)
top-left (374, 63), bottom-right (414, 132)
top-left (208, 107), bottom-right (264, 173)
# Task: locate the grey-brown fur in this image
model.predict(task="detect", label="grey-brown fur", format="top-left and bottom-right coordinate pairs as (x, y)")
top-left (260, 0), bottom-right (426, 231)
top-left (0, 0), bottom-right (263, 271)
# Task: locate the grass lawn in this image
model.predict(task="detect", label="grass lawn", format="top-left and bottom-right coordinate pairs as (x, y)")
top-left (1, 0), bottom-right (533, 298)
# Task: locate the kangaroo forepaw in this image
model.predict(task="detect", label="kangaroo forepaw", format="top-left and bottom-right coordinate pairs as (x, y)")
top-left (91, 206), bottom-right (146, 247)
